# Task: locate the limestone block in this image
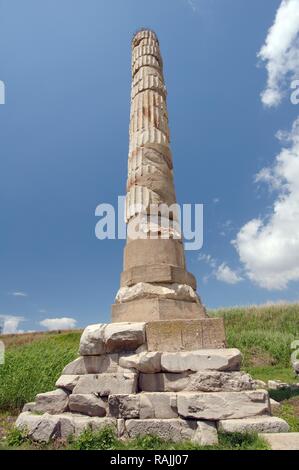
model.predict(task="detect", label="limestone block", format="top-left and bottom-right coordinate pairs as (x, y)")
top-left (22, 402), bottom-right (36, 412)
top-left (261, 433), bottom-right (299, 450)
top-left (62, 354), bottom-right (122, 375)
top-left (130, 103), bottom-right (169, 136)
top-left (58, 413), bottom-right (117, 439)
top-left (218, 416), bottom-right (289, 434)
top-left (126, 172), bottom-right (176, 207)
top-left (125, 418), bottom-right (197, 443)
top-left (120, 265), bottom-right (197, 290)
top-left (35, 389), bottom-right (69, 414)
top-left (55, 375), bottom-right (81, 391)
top-left (112, 298), bottom-right (205, 323)
top-left (270, 398), bottom-right (281, 411)
top-left (108, 394), bottom-right (140, 419)
top-left (161, 349), bottom-right (242, 373)
top-left (177, 390), bottom-right (270, 420)
top-left (145, 319), bottom-right (226, 352)
top-left (119, 351), bottom-right (161, 373)
top-left (124, 239), bottom-right (185, 271)
top-left (73, 373), bottom-right (138, 396)
top-left (15, 412), bottom-right (59, 443)
top-left (79, 324), bottom-right (106, 355)
top-left (193, 421), bottom-right (218, 446)
top-left (140, 392), bottom-right (178, 419)
top-left (68, 394), bottom-right (107, 417)
top-left (103, 322), bottom-right (145, 353)
top-left (131, 91), bottom-right (167, 124)
top-left (117, 418), bottom-right (126, 438)
top-left (126, 215), bottom-right (181, 241)
top-left (115, 283), bottom-right (198, 304)
top-left (293, 361), bottom-right (299, 375)
top-left (139, 371), bottom-right (254, 392)
top-left (268, 380), bottom-right (289, 390)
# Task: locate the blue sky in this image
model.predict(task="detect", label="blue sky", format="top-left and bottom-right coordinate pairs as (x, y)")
top-left (1, 0), bottom-right (299, 333)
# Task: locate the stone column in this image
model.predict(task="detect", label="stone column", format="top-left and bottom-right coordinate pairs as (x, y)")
top-left (112, 29), bottom-right (206, 322)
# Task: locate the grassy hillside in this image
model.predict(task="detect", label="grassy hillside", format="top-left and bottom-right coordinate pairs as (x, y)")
top-left (0, 304), bottom-right (298, 412)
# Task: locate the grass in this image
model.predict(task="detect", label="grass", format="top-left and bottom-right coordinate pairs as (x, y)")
top-left (273, 397), bottom-right (299, 432)
top-left (209, 303), bottom-right (299, 383)
top-left (0, 331), bottom-right (81, 412)
top-left (2, 425), bottom-right (269, 451)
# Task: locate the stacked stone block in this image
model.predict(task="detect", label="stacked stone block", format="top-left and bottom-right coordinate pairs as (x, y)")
top-left (17, 321), bottom-right (289, 443)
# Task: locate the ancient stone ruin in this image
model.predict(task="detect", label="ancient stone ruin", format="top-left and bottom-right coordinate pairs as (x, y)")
top-left (16, 29), bottom-right (289, 444)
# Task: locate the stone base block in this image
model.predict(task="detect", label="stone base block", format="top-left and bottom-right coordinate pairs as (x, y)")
top-left (177, 390), bottom-right (270, 420)
top-left (261, 433), bottom-right (299, 450)
top-left (218, 416), bottom-right (289, 434)
top-left (111, 298), bottom-right (206, 322)
top-left (146, 318), bottom-right (226, 351)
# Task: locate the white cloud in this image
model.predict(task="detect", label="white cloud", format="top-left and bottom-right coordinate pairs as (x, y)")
top-left (215, 263), bottom-right (243, 284)
top-left (233, 116), bottom-right (299, 289)
top-left (213, 197), bottom-right (220, 204)
top-left (0, 315), bottom-right (25, 334)
top-left (11, 291), bottom-right (28, 297)
top-left (198, 253), bottom-right (217, 268)
top-left (39, 317), bottom-right (77, 331)
top-left (258, 0), bottom-right (299, 107)
top-left (187, 0), bottom-right (198, 12)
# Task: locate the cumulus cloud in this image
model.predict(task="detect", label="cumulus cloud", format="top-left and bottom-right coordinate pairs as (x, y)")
top-left (233, 116), bottom-right (299, 289)
top-left (40, 317), bottom-right (77, 331)
top-left (0, 315), bottom-right (25, 334)
top-left (258, 0), bottom-right (299, 107)
top-left (215, 263), bottom-right (243, 285)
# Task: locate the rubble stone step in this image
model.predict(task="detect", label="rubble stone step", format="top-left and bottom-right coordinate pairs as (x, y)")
top-left (177, 390), bottom-right (270, 420)
top-left (139, 370), bottom-right (255, 392)
top-left (72, 373), bottom-right (138, 396)
top-left (261, 433), bottom-right (299, 450)
top-left (218, 416), bottom-right (289, 434)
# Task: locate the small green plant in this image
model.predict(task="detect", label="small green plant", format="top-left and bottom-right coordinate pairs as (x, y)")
top-left (6, 427), bottom-right (28, 447)
top-left (69, 426), bottom-right (118, 450)
top-left (135, 434), bottom-right (166, 450)
top-left (218, 432), bottom-right (269, 450)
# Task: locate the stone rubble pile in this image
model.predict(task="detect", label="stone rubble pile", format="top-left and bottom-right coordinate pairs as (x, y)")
top-left (16, 321), bottom-right (289, 444)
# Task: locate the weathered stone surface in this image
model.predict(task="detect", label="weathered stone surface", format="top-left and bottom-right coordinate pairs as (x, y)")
top-left (261, 433), bottom-right (299, 450)
top-left (161, 349), bottom-right (241, 373)
top-left (115, 283), bottom-right (198, 303)
top-left (119, 351), bottom-right (161, 373)
top-left (193, 421), bottom-right (218, 446)
top-left (62, 354), bottom-right (128, 375)
top-left (125, 418), bottom-right (197, 442)
top-left (293, 361), bottom-right (299, 375)
top-left (79, 324), bottom-right (106, 355)
top-left (140, 392), bottom-right (178, 419)
top-left (139, 371), bottom-right (254, 392)
top-left (73, 373), bottom-right (138, 396)
top-left (270, 398), bottom-right (281, 411)
top-left (22, 402), bottom-right (36, 412)
top-left (58, 413), bottom-right (117, 439)
top-left (177, 390), bottom-right (270, 420)
top-left (218, 416), bottom-right (289, 434)
top-left (145, 319), bottom-right (226, 352)
top-left (268, 380), bottom-right (289, 390)
top-left (253, 379), bottom-right (267, 389)
top-left (120, 264), bottom-right (197, 290)
top-left (104, 322), bottom-right (145, 352)
top-left (55, 375), bottom-right (81, 391)
top-left (69, 394), bottom-right (107, 417)
top-left (35, 389), bottom-right (69, 414)
top-left (108, 394), bottom-right (140, 419)
top-left (15, 412), bottom-right (59, 442)
top-left (112, 298), bottom-right (205, 323)
top-left (79, 323), bottom-right (146, 355)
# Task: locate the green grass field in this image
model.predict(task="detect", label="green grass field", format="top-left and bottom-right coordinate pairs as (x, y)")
top-left (0, 303), bottom-right (298, 450)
